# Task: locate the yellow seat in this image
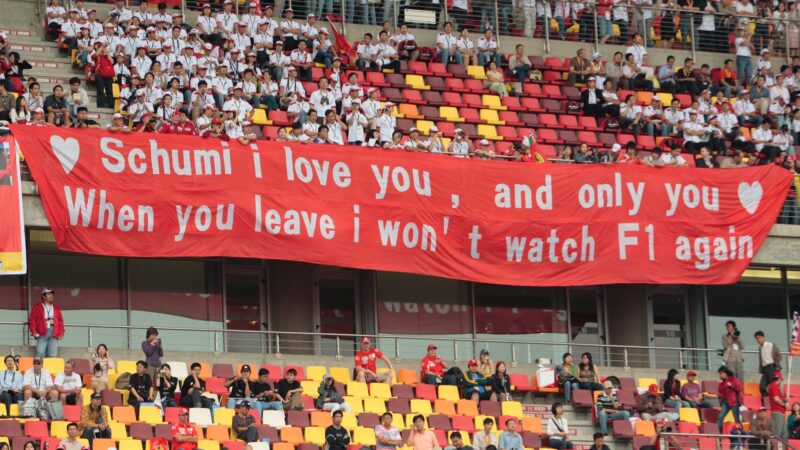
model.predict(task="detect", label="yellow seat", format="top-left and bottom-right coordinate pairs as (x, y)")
top-left (206, 425), bottom-right (232, 442)
top-left (501, 401), bottom-right (523, 419)
top-left (139, 405), bottom-right (164, 425)
top-left (397, 104), bottom-right (423, 120)
top-left (481, 95), bottom-right (506, 110)
top-left (475, 415), bottom-right (498, 433)
top-left (301, 380), bottom-right (320, 398)
top-left (109, 422), bottom-right (128, 439)
top-left (198, 441), bottom-right (220, 450)
top-left (117, 360), bottom-right (138, 374)
top-left (306, 366), bottom-right (327, 382)
top-left (437, 385), bottom-right (460, 403)
top-left (81, 387), bottom-right (94, 406)
top-left (305, 426), bottom-right (326, 446)
top-left (405, 74), bottom-right (430, 90)
top-left (467, 65), bottom-right (487, 80)
top-left (329, 366), bottom-right (352, 382)
top-left (406, 413), bottom-right (428, 428)
top-left (656, 92), bottom-right (673, 105)
top-left (370, 382), bottom-right (392, 400)
top-left (43, 358), bottom-right (65, 375)
top-left (364, 397), bottom-right (387, 414)
top-left (113, 83), bottom-right (120, 98)
top-left (118, 440), bottom-right (143, 450)
top-left (251, 108), bottom-right (272, 125)
top-left (477, 124), bottom-right (500, 140)
top-left (439, 106), bottom-right (465, 123)
top-left (638, 378), bottom-right (658, 390)
top-left (51, 421), bottom-right (69, 439)
top-left (416, 120), bottom-right (435, 135)
top-left (213, 407), bottom-right (235, 426)
top-left (479, 109), bottom-right (505, 125)
top-left (354, 427), bottom-right (377, 446)
top-left (679, 408), bottom-right (701, 425)
top-left (343, 396), bottom-right (364, 414)
top-left (377, 368), bottom-right (396, 385)
top-left (391, 413), bottom-right (405, 430)
top-left (281, 427), bottom-right (305, 444)
top-left (342, 411), bottom-right (358, 431)
top-left (410, 399), bottom-right (433, 415)
top-left (434, 399), bottom-right (455, 416)
top-left (347, 381), bottom-right (369, 398)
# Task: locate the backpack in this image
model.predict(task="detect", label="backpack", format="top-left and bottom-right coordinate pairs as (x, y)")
top-left (566, 101), bottom-right (582, 114)
top-left (442, 367), bottom-right (464, 386)
top-left (115, 372), bottom-right (132, 390)
top-left (602, 118), bottom-right (620, 131)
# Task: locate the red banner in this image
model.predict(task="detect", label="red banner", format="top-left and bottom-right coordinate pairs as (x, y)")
top-left (0, 136), bottom-right (26, 275)
top-left (10, 126), bottom-right (793, 286)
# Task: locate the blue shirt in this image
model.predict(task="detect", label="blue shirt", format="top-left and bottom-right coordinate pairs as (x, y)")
top-left (0, 370), bottom-right (24, 392)
top-left (498, 432), bottom-right (523, 450)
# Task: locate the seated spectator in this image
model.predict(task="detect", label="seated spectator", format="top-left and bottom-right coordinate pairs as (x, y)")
top-left (232, 401), bottom-right (258, 443)
top-left (556, 352), bottom-right (579, 402)
top-left (509, 44), bottom-right (530, 95)
top-left (477, 28), bottom-right (500, 66)
top-left (680, 370), bottom-right (711, 407)
top-left (155, 364), bottom-right (178, 408)
top-left (601, 80), bottom-right (621, 118)
top-left (643, 147), bottom-right (664, 166)
top-left (59, 422), bottom-right (82, 450)
top-left (474, 418), bottom-right (498, 450)
top-left (79, 392), bottom-right (110, 443)
top-left (66, 77), bottom-right (88, 120)
top-left (489, 362), bottom-right (512, 401)
top-left (676, 58), bottom-right (698, 95)
top-left (498, 418), bottom-right (522, 450)
top-left (789, 402), bottom-right (800, 439)
top-left (485, 61), bottom-right (507, 98)
top-left (658, 56), bottom-right (677, 94)
top-left (445, 431), bottom-right (474, 450)
top-left (355, 337), bottom-right (394, 383)
top-left (581, 78), bottom-right (604, 118)
top-left (252, 368), bottom-right (282, 414)
top-left (568, 49), bottom-right (591, 85)
top-left (464, 359), bottom-right (493, 401)
top-left (316, 374), bottom-right (351, 412)
top-left (172, 408), bottom-right (199, 450)
top-left (0, 355), bottom-right (23, 413)
top-left (750, 408), bottom-right (773, 449)
top-left (421, 344), bottom-right (447, 385)
top-left (276, 367), bottom-right (304, 410)
top-left (547, 403), bottom-right (573, 449)
top-left (588, 53), bottom-right (606, 87)
top-left (636, 384), bottom-right (678, 421)
top-left (477, 349), bottom-right (493, 377)
top-left (225, 364), bottom-right (254, 409)
top-left (44, 84), bottom-right (70, 127)
top-left (376, 412), bottom-right (403, 450)
top-left (577, 352), bottom-right (603, 391)
top-left (590, 433), bottom-right (610, 450)
top-left (54, 360), bottom-right (83, 405)
top-left (596, 380), bottom-right (630, 435)
top-left (327, 410), bottom-right (351, 450)
top-left (643, 97), bottom-right (666, 136)
top-left (662, 369), bottom-right (689, 410)
top-left (437, 22), bottom-right (461, 67)
top-left (129, 361), bottom-right (153, 411)
top-left (180, 362), bottom-right (213, 409)
top-left (23, 357), bottom-right (57, 402)
top-left (754, 119), bottom-right (782, 161)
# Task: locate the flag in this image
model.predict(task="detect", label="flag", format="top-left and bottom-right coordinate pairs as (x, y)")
top-left (791, 311), bottom-right (800, 356)
top-left (254, 0), bottom-right (262, 17)
top-left (327, 18), bottom-right (356, 59)
top-left (153, 394), bottom-right (164, 416)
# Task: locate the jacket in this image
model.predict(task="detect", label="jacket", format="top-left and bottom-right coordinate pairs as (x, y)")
top-left (722, 333), bottom-right (745, 362)
top-left (489, 373), bottom-right (511, 394)
top-left (463, 371), bottom-right (488, 395)
top-left (316, 383), bottom-right (343, 409)
top-left (635, 392), bottom-right (665, 414)
top-left (718, 376), bottom-right (743, 407)
top-left (28, 301), bottom-right (65, 338)
top-left (79, 404), bottom-right (110, 433)
top-left (580, 88), bottom-right (605, 113)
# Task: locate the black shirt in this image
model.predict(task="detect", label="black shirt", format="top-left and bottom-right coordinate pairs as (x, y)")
top-left (181, 376), bottom-right (205, 397)
top-left (325, 425), bottom-right (351, 450)
top-left (253, 381), bottom-right (276, 401)
top-left (229, 378), bottom-right (253, 398)
top-left (70, 119), bottom-right (99, 128)
top-left (44, 94), bottom-right (66, 112)
top-left (157, 375), bottom-right (178, 399)
top-left (276, 379), bottom-right (300, 399)
top-left (130, 373), bottom-right (152, 400)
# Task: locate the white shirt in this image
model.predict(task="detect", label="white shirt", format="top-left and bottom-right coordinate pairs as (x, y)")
top-left (280, 19), bottom-right (300, 38)
top-left (626, 44), bottom-right (647, 67)
top-left (752, 127), bottom-right (773, 150)
top-left (224, 119), bottom-right (244, 139)
top-left (54, 372), bottom-right (83, 391)
top-left (327, 121), bottom-right (344, 145)
top-left (196, 15), bottom-right (217, 34)
top-left (682, 121), bottom-right (705, 142)
top-left (216, 12), bottom-right (237, 34)
top-left (717, 112), bottom-right (738, 133)
top-left (301, 23), bottom-right (319, 40)
top-left (23, 369), bottom-right (54, 390)
top-left (760, 341), bottom-right (775, 365)
top-left (375, 113), bottom-right (396, 142)
top-left (357, 42), bottom-right (377, 60)
top-left (47, 5), bottom-right (66, 25)
top-left (547, 417), bottom-right (570, 438)
top-left (290, 49), bottom-right (312, 66)
top-left (659, 153), bottom-right (687, 166)
top-left (735, 36), bottom-right (752, 57)
top-left (456, 37), bottom-right (474, 52)
top-left (734, 99), bottom-right (755, 116)
top-left (223, 98), bottom-right (253, 122)
top-left (346, 112), bottom-right (367, 142)
top-left (280, 77), bottom-right (306, 98)
top-left (309, 88), bottom-right (336, 116)
top-left (211, 76), bottom-right (234, 95)
top-left (436, 32), bottom-right (456, 50)
top-left (60, 20), bottom-right (81, 38)
top-left (128, 101), bottom-right (154, 122)
top-left (620, 103), bottom-right (642, 120)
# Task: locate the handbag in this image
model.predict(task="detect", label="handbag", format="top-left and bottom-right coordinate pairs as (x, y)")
top-left (19, 397), bottom-right (37, 417)
top-left (46, 399), bottom-right (64, 420)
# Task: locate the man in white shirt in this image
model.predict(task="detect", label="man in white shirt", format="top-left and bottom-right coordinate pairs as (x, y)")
top-left (374, 30), bottom-right (399, 72)
top-left (22, 358), bottom-right (57, 401)
top-left (682, 110), bottom-right (707, 153)
top-left (662, 98), bottom-right (683, 136)
top-left (619, 95), bottom-right (643, 137)
top-left (280, 8), bottom-right (302, 51)
top-left (346, 101), bottom-right (368, 144)
top-left (223, 86), bottom-right (254, 122)
top-left (54, 361), bottom-right (83, 405)
top-left (324, 109), bottom-right (346, 145)
top-left (242, 2), bottom-right (264, 35)
top-left (309, 77), bottom-right (337, 116)
top-left (659, 145), bottom-right (688, 167)
top-left (356, 33), bottom-right (378, 71)
top-left (477, 28), bottom-right (499, 66)
top-left (735, 30), bottom-right (754, 89)
top-left (375, 103), bottom-right (396, 145)
top-left (215, 0), bottom-right (237, 38)
top-left (733, 90), bottom-right (761, 126)
top-left (290, 40), bottom-right (313, 82)
top-left (751, 119), bottom-right (776, 154)
top-left (436, 22), bottom-right (461, 67)
top-left (625, 33), bottom-right (654, 79)
top-left (716, 102), bottom-right (739, 137)
top-left (211, 65), bottom-right (234, 108)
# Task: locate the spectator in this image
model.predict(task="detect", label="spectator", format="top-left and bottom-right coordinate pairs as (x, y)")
top-left (755, 330), bottom-right (782, 396)
top-left (79, 392), bottom-right (110, 443)
top-left (142, 327), bottom-right (163, 380)
top-left (722, 320), bottom-right (745, 380)
top-left (172, 408), bottom-right (199, 450)
top-left (155, 364), bottom-right (178, 408)
top-left (276, 367), bottom-right (304, 410)
top-left (421, 344), bottom-right (447, 385)
top-left (354, 337), bottom-right (394, 383)
top-left (0, 84), bottom-right (13, 123)
top-left (717, 365), bottom-right (743, 430)
top-left (129, 361), bottom-right (153, 412)
top-left (252, 368), bottom-right (282, 415)
top-left (568, 49), bottom-right (591, 85)
top-left (316, 374), bottom-right (351, 412)
top-left (498, 418), bottom-right (522, 450)
top-left (55, 361), bottom-right (83, 405)
top-left (232, 401), bottom-right (258, 443)
top-left (445, 431), bottom-right (474, 450)
top-left (590, 433), bottom-right (610, 450)
top-left (489, 362), bottom-right (511, 402)
top-left (437, 22), bottom-right (460, 68)
top-left (596, 380), bottom-right (630, 435)
top-left (60, 422), bottom-right (82, 450)
top-left (474, 418), bottom-right (498, 450)
top-left (28, 287), bottom-right (64, 359)
top-left (547, 402), bottom-right (573, 449)
top-left (662, 369), bottom-right (688, 410)
top-left (644, 97), bottom-right (666, 136)
top-left (71, 107), bottom-right (100, 129)
top-left (681, 370), bottom-right (711, 408)
top-left (577, 352), bottom-right (603, 391)
top-left (477, 349), bottom-right (493, 377)
top-left (180, 362), bottom-right (213, 409)
top-left (485, 62), bottom-right (507, 98)
top-left (376, 412), bottom-right (403, 450)
top-left (750, 408), bottom-right (773, 449)
top-left (66, 77), bottom-right (88, 120)
top-left (225, 365), bottom-right (253, 409)
top-left (464, 359), bottom-right (493, 401)
top-left (601, 80), bottom-right (621, 118)
top-left (22, 357), bottom-right (56, 403)
top-left (407, 415), bottom-right (438, 450)
top-left (327, 410), bottom-right (351, 450)
top-left (0, 355), bottom-right (22, 414)
top-left (658, 56), bottom-right (677, 94)
top-left (477, 28), bottom-right (500, 66)
top-left (556, 352), bottom-right (579, 403)
top-left (636, 384), bottom-right (677, 421)
top-left (695, 146), bottom-right (720, 168)
top-left (10, 96), bottom-right (31, 124)
top-left (767, 372), bottom-right (787, 440)
top-left (789, 402), bottom-right (800, 439)
top-left (581, 78), bottom-right (604, 118)
top-left (509, 45), bottom-right (531, 95)
top-left (735, 28), bottom-right (755, 88)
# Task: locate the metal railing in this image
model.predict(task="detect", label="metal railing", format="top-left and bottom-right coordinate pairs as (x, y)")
top-left (661, 432), bottom-right (798, 450)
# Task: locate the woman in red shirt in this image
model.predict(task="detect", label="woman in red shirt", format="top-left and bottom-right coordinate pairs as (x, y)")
top-left (716, 366), bottom-right (743, 430)
top-left (92, 44), bottom-right (115, 109)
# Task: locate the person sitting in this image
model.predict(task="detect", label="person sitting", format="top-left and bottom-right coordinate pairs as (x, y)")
top-left (252, 368), bottom-right (282, 415)
top-left (547, 403), bottom-right (574, 449)
top-left (445, 431), bottom-right (474, 450)
top-left (54, 360), bottom-right (83, 405)
top-left (327, 410), bottom-right (351, 450)
top-left (128, 361), bottom-right (153, 412)
top-left (749, 408), bottom-right (773, 450)
top-left (498, 418), bottom-right (523, 450)
top-left (232, 400), bottom-right (258, 443)
top-left (590, 433), bottom-right (610, 450)
top-left (556, 353), bottom-right (579, 403)
top-left (464, 359), bottom-right (493, 401)
top-left (375, 412), bottom-right (403, 450)
top-left (680, 370), bottom-right (712, 408)
top-left (276, 368), bottom-right (304, 410)
top-left (180, 362), bottom-right (213, 409)
top-left (421, 344), bottom-right (447, 385)
top-left (225, 365), bottom-right (254, 409)
top-left (489, 362), bottom-right (512, 402)
top-left (595, 380), bottom-right (630, 435)
top-left (581, 78), bottom-right (604, 118)
top-left (636, 384), bottom-right (678, 421)
top-left (0, 355), bottom-right (23, 414)
top-left (59, 422), bottom-right (83, 450)
top-left (576, 352), bottom-right (603, 391)
top-left (788, 402), bottom-right (800, 439)
top-left (662, 369), bottom-right (689, 411)
top-left (171, 408), bottom-right (199, 450)
top-left (155, 364), bottom-right (178, 408)
top-left (474, 418), bottom-right (498, 450)
top-left (355, 337), bottom-right (394, 383)
top-left (79, 392), bottom-right (110, 443)
top-left (316, 374), bottom-right (352, 412)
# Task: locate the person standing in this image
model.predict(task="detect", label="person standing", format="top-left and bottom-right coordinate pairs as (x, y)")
top-left (376, 412), bottom-right (403, 450)
top-left (28, 287), bottom-right (64, 359)
top-left (722, 320), bottom-right (745, 381)
top-left (755, 331), bottom-right (782, 397)
top-left (717, 366), bottom-right (743, 430)
top-left (142, 327), bottom-right (163, 380)
top-left (767, 372), bottom-right (787, 441)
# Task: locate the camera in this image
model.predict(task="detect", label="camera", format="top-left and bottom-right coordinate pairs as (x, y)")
top-left (734, 330), bottom-right (741, 337)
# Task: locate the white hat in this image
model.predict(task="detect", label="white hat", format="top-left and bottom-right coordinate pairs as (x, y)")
top-left (480, 139), bottom-right (490, 145)
top-left (429, 125), bottom-right (438, 132)
top-left (454, 128), bottom-right (464, 134)
top-left (761, 48), bottom-right (771, 55)
top-left (204, 42), bottom-right (213, 50)
top-left (112, 113), bottom-right (123, 119)
top-left (611, 143), bottom-right (621, 153)
top-left (33, 107), bottom-right (45, 114)
top-left (319, 27), bottom-right (329, 35)
top-left (136, 88), bottom-right (146, 96)
top-left (409, 127), bottom-right (418, 132)
top-left (592, 52), bottom-right (601, 60)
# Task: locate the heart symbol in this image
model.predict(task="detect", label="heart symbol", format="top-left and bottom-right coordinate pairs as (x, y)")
top-left (738, 181), bottom-right (763, 214)
top-left (50, 135), bottom-right (80, 174)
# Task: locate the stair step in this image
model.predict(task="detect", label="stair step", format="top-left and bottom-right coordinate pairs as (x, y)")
top-left (27, 59), bottom-right (70, 69)
top-left (9, 43), bottom-right (49, 53)
top-left (0, 28), bottom-right (33, 37)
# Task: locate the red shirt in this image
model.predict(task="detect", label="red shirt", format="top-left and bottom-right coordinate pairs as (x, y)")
top-left (421, 356), bottom-right (444, 378)
top-left (355, 348), bottom-right (384, 373)
top-left (768, 382), bottom-right (784, 413)
top-left (171, 423), bottom-right (198, 450)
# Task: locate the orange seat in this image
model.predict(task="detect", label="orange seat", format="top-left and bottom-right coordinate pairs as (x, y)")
top-left (398, 369), bottom-right (420, 385)
top-left (637, 91), bottom-right (654, 106)
top-left (434, 399), bottom-right (456, 416)
top-left (272, 444), bottom-right (295, 450)
top-left (93, 439), bottom-right (116, 450)
top-left (457, 399), bottom-right (478, 417)
top-left (635, 420), bottom-right (657, 437)
top-left (398, 103), bottom-right (424, 120)
top-left (200, 363), bottom-right (212, 380)
top-left (206, 425), bottom-right (231, 442)
top-left (531, 374), bottom-right (559, 394)
top-left (311, 410), bottom-right (333, 427)
top-left (521, 417), bottom-right (543, 434)
top-left (744, 382), bottom-right (761, 398)
top-left (281, 426), bottom-right (304, 444)
top-left (113, 406), bottom-right (137, 425)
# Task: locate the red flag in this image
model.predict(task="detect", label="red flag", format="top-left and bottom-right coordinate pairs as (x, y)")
top-left (327, 19), bottom-right (356, 59)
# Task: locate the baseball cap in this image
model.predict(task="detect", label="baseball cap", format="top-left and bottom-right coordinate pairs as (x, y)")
top-left (427, 344), bottom-right (437, 350)
top-left (361, 337), bottom-right (371, 344)
top-left (652, 96), bottom-right (661, 102)
top-left (429, 125), bottom-right (438, 132)
top-left (409, 126), bottom-right (418, 132)
top-left (91, 392), bottom-right (103, 399)
top-left (204, 43), bottom-right (213, 50)
top-left (603, 380), bottom-right (614, 389)
top-left (774, 372), bottom-right (783, 379)
top-left (480, 139), bottom-right (490, 145)
top-left (592, 52), bottom-right (601, 60)
top-left (241, 364), bottom-right (251, 372)
top-left (33, 107), bottom-right (44, 114)
top-left (648, 383), bottom-right (658, 394)
top-left (258, 368), bottom-right (269, 376)
top-left (319, 28), bottom-right (329, 35)
top-left (687, 370), bottom-right (697, 377)
top-left (275, 40), bottom-right (284, 46)
top-left (113, 113), bottom-right (124, 119)
top-left (454, 128), bottom-right (464, 134)
top-left (611, 143), bottom-right (621, 153)
top-left (136, 89), bottom-right (146, 97)
top-left (761, 48), bottom-right (771, 55)
top-left (480, 349), bottom-right (489, 355)
top-left (41, 287), bottom-right (55, 295)
top-left (307, 13), bottom-right (316, 18)
top-left (238, 400), bottom-right (252, 408)
top-left (468, 359), bottom-right (478, 367)
top-left (587, 77), bottom-right (595, 82)
top-left (178, 407), bottom-right (189, 415)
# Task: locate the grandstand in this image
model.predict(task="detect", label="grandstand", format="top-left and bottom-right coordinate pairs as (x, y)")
top-left (3, 0), bottom-right (800, 449)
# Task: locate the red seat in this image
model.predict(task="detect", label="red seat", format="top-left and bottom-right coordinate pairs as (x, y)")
top-left (499, 111), bottom-right (523, 126)
top-left (545, 56), bottom-right (568, 70)
top-left (311, 67), bottom-right (325, 81)
top-left (24, 421), bottom-right (48, 438)
top-left (165, 407), bottom-right (180, 424)
top-left (418, 105), bottom-right (440, 121)
top-left (460, 123), bottom-right (478, 136)
top-left (633, 436), bottom-right (654, 450)
top-left (257, 425), bottom-right (280, 441)
top-left (538, 128), bottom-right (563, 144)
top-left (538, 144), bottom-right (557, 159)
top-left (529, 55), bottom-right (546, 70)
top-left (391, 384), bottom-right (414, 399)
top-left (205, 377), bottom-right (227, 395)
top-left (260, 364), bottom-right (282, 382)
top-left (539, 113), bottom-right (558, 127)
top-left (571, 389), bottom-right (594, 410)
top-left (268, 110), bottom-right (292, 126)
top-left (287, 410), bottom-right (310, 427)
top-left (617, 390), bottom-right (637, 409)
top-left (409, 60), bottom-right (432, 76)
top-left (0, 420), bottom-right (22, 437)
top-left (559, 130), bottom-right (580, 145)
top-left (463, 94), bottom-right (483, 109)
top-left (542, 85), bottom-right (566, 100)
top-left (445, 77), bottom-right (467, 92)
top-left (437, 121), bottom-right (456, 137)
top-left (544, 70), bottom-right (567, 84)
top-left (598, 133), bottom-right (617, 148)
top-left (523, 83), bottom-right (544, 97)
top-left (366, 71), bottom-right (389, 86)
top-left (613, 420), bottom-right (634, 439)
top-left (677, 422), bottom-right (698, 434)
top-left (617, 134), bottom-right (636, 147)
top-left (520, 97), bottom-right (544, 112)
top-left (429, 62), bottom-right (449, 77)
top-left (541, 98), bottom-right (563, 113)
top-left (442, 92), bottom-right (465, 107)
top-left (460, 108), bottom-right (483, 124)
top-left (579, 115), bottom-right (602, 131)
top-left (223, 442), bottom-right (244, 450)
top-left (425, 76), bottom-right (446, 91)
top-left (396, 118), bottom-right (414, 133)
top-left (498, 126), bottom-right (519, 140)
top-left (520, 113), bottom-right (539, 126)
top-left (385, 73), bottom-right (408, 88)
top-left (358, 413), bottom-right (380, 428)
top-left (501, 96), bottom-right (523, 111)
top-left (154, 424), bottom-right (172, 439)
top-left (701, 423), bottom-right (720, 435)
top-left (388, 397), bottom-right (410, 414)
top-left (465, 78), bottom-right (490, 94)
top-left (432, 430), bottom-right (447, 448)
top-left (130, 423), bottom-right (154, 440)
top-left (416, 384), bottom-right (436, 401)
top-left (422, 90), bottom-right (446, 106)
top-left (479, 400), bottom-right (501, 417)
top-left (427, 414), bottom-right (452, 430)
top-left (495, 141), bottom-right (514, 156)
top-left (701, 380), bottom-right (720, 395)
top-left (451, 416), bottom-right (475, 433)
top-left (383, 88), bottom-right (404, 104)
top-left (449, 64), bottom-right (467, 78)
top-left (402, 89), bottom-right (425, 104)
top-left (578, 131), bottom-right (600, 146)
top-left (212, 363), bottom-right (235, 379)
top-left (637, 135), bottom-right (656, 150)
top-left (675, 93), bottom-right (692, 107)
top-left (561, 115), bottom-right (580, 129)
top-left (563, 86), bottom-right (581, 101)
top-left (101, 389), bottom-right (122, 407)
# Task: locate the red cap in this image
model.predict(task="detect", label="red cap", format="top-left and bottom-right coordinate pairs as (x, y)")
top-left (687, 370), bottom-right (697, 377)
top-left (361, 337), bottom-right (371, 344)
top-left (648, 384), bottom-right (658, 394)
top-left (178, 407), bottom-right (189, 415)
top-left (468, 359), bottom-right (478, 367)
top-left (774, 372), bottom-right (783, 379)
top-left (427, 344), bottom-right (437, 351)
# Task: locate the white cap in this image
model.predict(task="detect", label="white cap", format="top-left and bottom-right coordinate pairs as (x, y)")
top-left (136, 88), bottom-right (146, 96)
top-left (204, 43), bottom-right (213, 50)
top-left (429, 125), bottom-right (438, 132)
top-left (319, 27), bottom-right (328, 35)
top-left (611, 143), bottom-right (621, 153)
top-left (480, 139), bottom-right (490, 145)
top-left (761, 48), bottom-right (771, 55)
top-left (409, 127), bottom-right (418, 132)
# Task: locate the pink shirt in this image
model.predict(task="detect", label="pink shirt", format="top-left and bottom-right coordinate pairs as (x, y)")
top-left (410, 430), bottom-right (438, 450)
